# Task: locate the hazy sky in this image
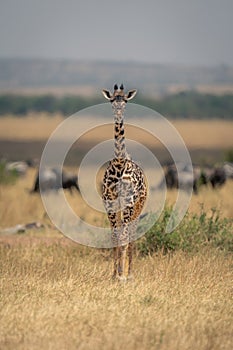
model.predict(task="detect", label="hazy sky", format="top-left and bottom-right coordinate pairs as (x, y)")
top-left (0, 0), bottom-right (233, 66)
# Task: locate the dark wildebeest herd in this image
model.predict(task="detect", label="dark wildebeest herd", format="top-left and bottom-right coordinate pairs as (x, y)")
top-left (2, 159), bottom-right (233, 195)
top-left (31, 168), bottom-right (80, 194)
top-left (161, 162), bottom-right (233, 194)
top-left (1, 160), bottom-right (80, 194)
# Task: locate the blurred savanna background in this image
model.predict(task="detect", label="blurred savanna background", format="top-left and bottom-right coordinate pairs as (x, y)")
top-left (0, 1), bottom-right (233, 350)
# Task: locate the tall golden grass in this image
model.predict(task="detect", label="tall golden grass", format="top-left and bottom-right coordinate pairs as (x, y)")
top-left (0, 115), bottom-right (233, 150)
top-left (0, 169), bottom-right (233, 350)
top-left (0, 238), bottom-right (232, 350)
top-left (0, 116), bottom-right (233, 349)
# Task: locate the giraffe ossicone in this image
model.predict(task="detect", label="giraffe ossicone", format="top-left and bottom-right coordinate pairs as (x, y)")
top-left (102, 84), bottom-right (147, 280)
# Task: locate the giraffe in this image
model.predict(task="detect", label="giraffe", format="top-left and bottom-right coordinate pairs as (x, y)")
top-left (102, 84), bottom-right (147, 280)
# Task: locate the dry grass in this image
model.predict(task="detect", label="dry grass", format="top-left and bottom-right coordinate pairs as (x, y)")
top-left (0, 115), bottom-right (233, 151)
top-left (166, 181), bottom-right (233, 219)
top-left (0, 239), bottom-right (232, 350)
top-left (0, 116), bottom-right (233, 349)
top-left (0, 175), bottom-right (233, 349)
top-left (0, 114), bottom-right (64, 141)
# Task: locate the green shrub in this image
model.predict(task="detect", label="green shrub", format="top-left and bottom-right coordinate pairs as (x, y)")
top-left (224, 149), bottom-right (233, 162)
top-left (137, 207), bottom-right (233, 255)
top-left (0, 161), bottom-right (19, 185)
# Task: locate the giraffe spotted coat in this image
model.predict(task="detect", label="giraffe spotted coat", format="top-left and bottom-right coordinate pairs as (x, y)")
top-left (102, 84), bottom-right (147, 280)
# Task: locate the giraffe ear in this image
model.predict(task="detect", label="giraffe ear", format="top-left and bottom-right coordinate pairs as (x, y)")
top-left (102, 89), bottom-right (113, 100)
top-left (125, 89), bottom-right (137, 101)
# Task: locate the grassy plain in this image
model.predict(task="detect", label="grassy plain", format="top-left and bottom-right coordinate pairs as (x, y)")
top-left (0, 114), bottom-right (233, 151)
top-left (1, 240), bottom-right (232, 350)
top-left (0, 169), bottom-right (233, 349)
top-left (0, 115), bottom-right (233, 349)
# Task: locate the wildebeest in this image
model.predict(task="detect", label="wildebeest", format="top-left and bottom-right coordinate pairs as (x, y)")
top-left (32, 168), bottom-right (80, 194)
top-left (162, 163), bottom-right (207, 194)
top-left (158, 161), bottom-right (232, 193)
top-left (209, 167), bottom-right (227, 188)
top-left (207, 163), bottom-right (233, 188)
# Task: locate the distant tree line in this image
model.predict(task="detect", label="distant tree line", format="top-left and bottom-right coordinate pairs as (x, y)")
top-left (0, 95), bottom-right (102, 116)
top-left (135, 92), bottom-right (233, 119)
top-left (0, 91), bottom-right (233, 119)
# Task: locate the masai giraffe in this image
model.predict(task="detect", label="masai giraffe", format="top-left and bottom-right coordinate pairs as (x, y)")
top-left (102, 84), bottom-right (147, 280)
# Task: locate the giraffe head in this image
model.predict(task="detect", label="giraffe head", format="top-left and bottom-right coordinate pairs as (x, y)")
top-left (102, 84), bottom-right (137, 120)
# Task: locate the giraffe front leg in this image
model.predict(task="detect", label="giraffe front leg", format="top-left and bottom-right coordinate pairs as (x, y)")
top-left (127, 217), bottom-right (139, 280)
top-left (107, 210), bottom-right (122, 280)
top-left (117, 208), bottom-right (131, 281)
top-left (118, 244), bottom-right (128, 281)
top-left (127, 242), bottom-right (134, 280)
top-left (113, 211), bottom-right (122, 279)
top-left (112, 246), bottom-right (118, 279)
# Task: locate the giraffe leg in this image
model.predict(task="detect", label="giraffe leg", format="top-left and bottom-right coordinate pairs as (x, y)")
top-left (127, 198), bottom-right (146, 279)
top-left (117, 206), bottom-right (133, 280)
top-left (127, 218), bottom-right (138, 279)
top-left (112, 246), bottom-right (119, 279)
top-left (106, 210), bottom-right (122, 279)
top-left (127, 241), bottom-right (134, 279)
top-left (118, 244), bottom-right (128, 281)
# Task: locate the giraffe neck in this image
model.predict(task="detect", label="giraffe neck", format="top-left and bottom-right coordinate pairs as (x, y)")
top-left (114, 115), bottom-right (126, 160)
